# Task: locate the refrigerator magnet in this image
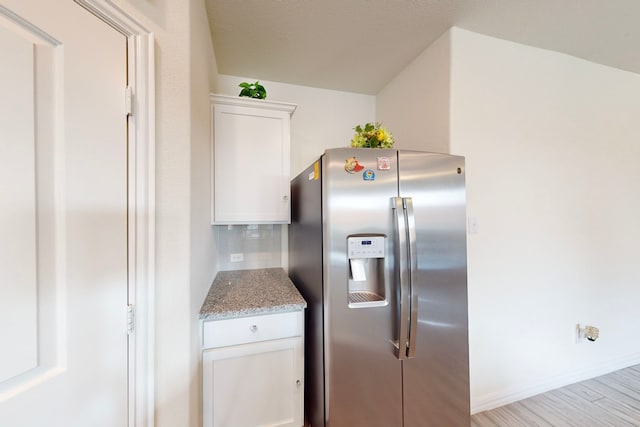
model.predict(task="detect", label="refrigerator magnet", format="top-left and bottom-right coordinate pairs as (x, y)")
top-left (345, 157), bottom-right (364, 174)
top-left (377, 157), bottom-right (390, 170)
top-left (363, 169), bottom-right (375, 181)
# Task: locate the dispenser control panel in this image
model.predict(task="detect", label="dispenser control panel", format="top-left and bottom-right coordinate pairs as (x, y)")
top-left (348, 236), bottom-right (385, 258)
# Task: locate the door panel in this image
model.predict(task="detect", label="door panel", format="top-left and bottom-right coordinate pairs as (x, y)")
top-left (203, 337), bottom-right (303, 427)
top-left (0, 2), bottom-right (128, 426)
top-left (0, 22), bottom-right (38, 384)
top-left (398, 151), bottom-right (470, 426)
top-left (323, 148), bottom-right (402, 427)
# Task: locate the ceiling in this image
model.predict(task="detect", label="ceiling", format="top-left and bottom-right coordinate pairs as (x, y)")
top-left (205, 0), bottom-right (640, 95)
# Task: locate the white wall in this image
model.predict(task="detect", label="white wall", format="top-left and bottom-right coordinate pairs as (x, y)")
top-left (451, 27), bottom-right (640, 411)
top-left (377, 26), bottom-right (640, 413)
top-left (113, 0), bottom-right (218, 425)
top-left (189, 0), bottom-right (218, 425)
top-left (376, 30), bottom-right (451, 153)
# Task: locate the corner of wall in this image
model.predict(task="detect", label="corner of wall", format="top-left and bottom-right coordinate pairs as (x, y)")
top-left (375, 28), bottom-right (453, 154)
top-left (189, 1), bottom-right (219, 426)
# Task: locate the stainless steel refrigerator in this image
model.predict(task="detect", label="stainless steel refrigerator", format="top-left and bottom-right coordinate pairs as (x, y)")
top-left (289, 148), bottom-right (470, 427)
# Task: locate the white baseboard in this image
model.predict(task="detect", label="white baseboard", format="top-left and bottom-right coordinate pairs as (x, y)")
top-left (470, 352), bottom-right (640, 414)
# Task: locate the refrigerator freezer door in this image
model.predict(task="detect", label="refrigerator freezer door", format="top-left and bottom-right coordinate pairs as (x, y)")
top-left (323, 148), bottom-right (403, 427)
top-left (398, 151), bottom-right (470, 427)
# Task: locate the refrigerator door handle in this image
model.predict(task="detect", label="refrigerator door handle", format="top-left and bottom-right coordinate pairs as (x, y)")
top-left (405, 197), bottom-right (419, 358)
top-left (392, 197), bottom-right (410, 360)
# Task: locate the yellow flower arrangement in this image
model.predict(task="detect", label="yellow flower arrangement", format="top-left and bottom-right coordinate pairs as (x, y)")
top-left (350, 122), bottom-right (394, 148)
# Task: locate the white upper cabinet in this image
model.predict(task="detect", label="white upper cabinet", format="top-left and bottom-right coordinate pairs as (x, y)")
top-left (211, 94), bottom-right (297, 224)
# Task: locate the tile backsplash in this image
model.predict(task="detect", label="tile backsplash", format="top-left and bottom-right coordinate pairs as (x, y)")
top-left (216, 224), bottom-right (283, 271)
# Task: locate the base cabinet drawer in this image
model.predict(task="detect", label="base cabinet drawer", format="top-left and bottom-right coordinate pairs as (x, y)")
top-left (202, 311), bottom-right (303, 349)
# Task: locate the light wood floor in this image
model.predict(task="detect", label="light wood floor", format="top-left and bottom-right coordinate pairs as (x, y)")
top-left (472, 365), bottom-right (640, 426)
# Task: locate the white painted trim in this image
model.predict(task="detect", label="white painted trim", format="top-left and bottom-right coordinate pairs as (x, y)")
top-left (0, 4), bottom-right (61, 45)
top-left (210, 93), bottom-right (297, 115)
top-left (73, 2), bottom-right (155, 426)
top-left (470, 352), bottom-right (640, 414)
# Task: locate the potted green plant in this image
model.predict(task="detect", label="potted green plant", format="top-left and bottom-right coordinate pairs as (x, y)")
top-left (238, 81), bottom-right (267, 99)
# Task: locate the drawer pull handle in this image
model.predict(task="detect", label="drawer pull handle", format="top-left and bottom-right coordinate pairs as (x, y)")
top-left (249, 325), bottom-right (258, 333)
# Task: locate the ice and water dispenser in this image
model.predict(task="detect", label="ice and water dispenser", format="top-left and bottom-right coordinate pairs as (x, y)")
top-left (347, 235), bottom-right (388, 308)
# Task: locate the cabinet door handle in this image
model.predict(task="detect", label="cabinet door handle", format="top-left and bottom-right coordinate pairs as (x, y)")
top-left (249, 325), bottom-right (258, 333)
top-left (296, 380), bottom-right (301, 387)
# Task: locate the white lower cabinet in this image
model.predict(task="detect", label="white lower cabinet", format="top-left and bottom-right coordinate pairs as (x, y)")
top-left (202, 311), bottom-right (304, 427)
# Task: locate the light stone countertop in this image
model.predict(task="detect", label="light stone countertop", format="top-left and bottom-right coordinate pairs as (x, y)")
top-left (199, 268), bottom-right (307, 320)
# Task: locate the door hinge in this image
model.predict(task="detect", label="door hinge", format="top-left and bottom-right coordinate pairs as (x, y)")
top-left (127, 304), bottom-right (134, 335)
top-left (125, 85), bottom-right (133, 116)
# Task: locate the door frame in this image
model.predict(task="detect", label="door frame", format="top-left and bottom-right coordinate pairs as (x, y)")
top-left (74, 1), bottom-right (155, 426)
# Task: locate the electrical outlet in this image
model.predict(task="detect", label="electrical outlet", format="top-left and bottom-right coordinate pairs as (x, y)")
top-left (585, 325), bottom-right (600, 342)
top-left (230, 253), bottom-right (244, 263)
top-left (576, 324), bottom-right (600, 343)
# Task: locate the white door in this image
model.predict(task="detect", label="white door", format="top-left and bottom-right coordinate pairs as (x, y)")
top-left (0, 1), bottom-right (128, 426)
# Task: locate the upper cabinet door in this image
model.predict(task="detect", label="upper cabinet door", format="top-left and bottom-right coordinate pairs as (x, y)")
top-left (211, 94), bottom-right (296, 224)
